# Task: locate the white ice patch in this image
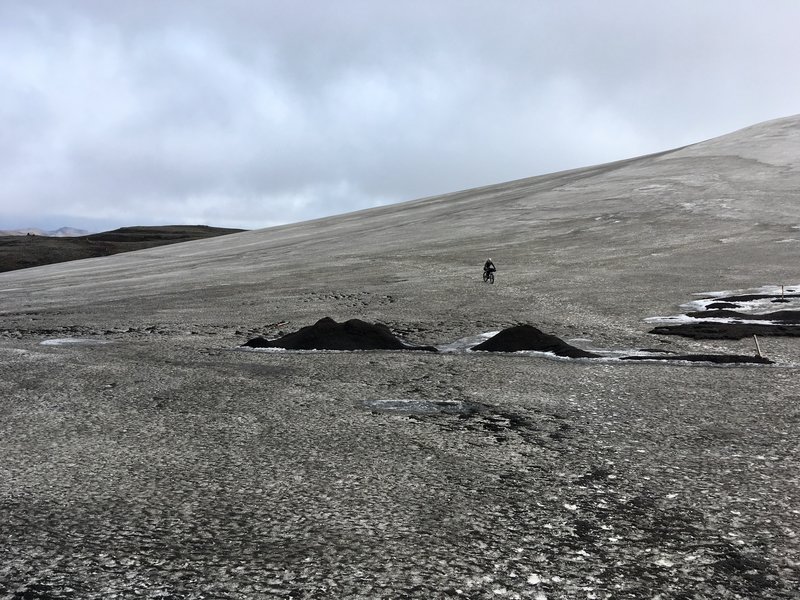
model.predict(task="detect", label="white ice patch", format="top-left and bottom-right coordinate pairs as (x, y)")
top-left (363, 398), bottom-right (475, 415)
top-left (645, 314), bottom-right (797, 326)
top-left (499, 350), bottom-right (593, 362)
top-left (40, 338), bottom-right (111, 346)
top-left (690, 283), bottom-right (800, 301)
top-left (438, 331), bottom-right (500, 353)
top-left (238, 346), bottom-right (288, 353)
top-left (640, 283), bottom-right (800, 322)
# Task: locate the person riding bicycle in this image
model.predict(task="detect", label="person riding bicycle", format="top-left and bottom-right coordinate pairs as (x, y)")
top-left (483, 258), bottom-right (496, 277)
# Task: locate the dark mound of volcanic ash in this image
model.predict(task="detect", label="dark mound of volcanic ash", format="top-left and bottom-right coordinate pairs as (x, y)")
top-left (472, 325), bottom-right (600, 358)
top-left (242, 317), bottom-right (438, 351)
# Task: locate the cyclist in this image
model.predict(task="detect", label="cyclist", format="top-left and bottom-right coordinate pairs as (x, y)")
top-left (483, 258), bottom-right (496, 278)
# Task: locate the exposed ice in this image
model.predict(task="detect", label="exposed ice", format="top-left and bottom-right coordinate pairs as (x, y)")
top-left (643, 283), bottom-right (800, 324)
top-left (689, 282), bottom-right (799, 303)
top-left (645, 314), bottom-right (797, 326)
top-left (238, 346), bottom-right (289, 353)
top-left (40, 338), bottom-right (111, 346)
top-left (362, 398), bottom-right (477, 415)
top-left (437, 331), bottom-right (499, 353)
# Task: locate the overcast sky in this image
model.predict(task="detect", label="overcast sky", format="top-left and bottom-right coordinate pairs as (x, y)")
top-left (2, 1), bottom-right (799, 232)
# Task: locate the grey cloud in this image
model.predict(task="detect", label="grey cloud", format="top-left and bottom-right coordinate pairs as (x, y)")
top-left (1, 1), bottom-right (800, 230)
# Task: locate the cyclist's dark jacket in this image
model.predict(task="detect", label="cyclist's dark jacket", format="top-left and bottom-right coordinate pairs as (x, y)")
top-left (484, 260), bottom-right (496, 273)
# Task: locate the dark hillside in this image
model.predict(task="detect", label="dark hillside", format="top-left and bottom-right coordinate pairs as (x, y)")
top-left (0, 225), bottom-right (245, 273)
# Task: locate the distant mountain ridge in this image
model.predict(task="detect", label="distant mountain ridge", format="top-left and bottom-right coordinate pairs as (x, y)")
top-left (0, 224), bottom-right (246, 273)
top-left (0, 227), bottom-right (90, 237)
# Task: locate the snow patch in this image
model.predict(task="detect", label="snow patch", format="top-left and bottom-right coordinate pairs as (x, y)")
top-left (40, 338), bottom-right (111, 346)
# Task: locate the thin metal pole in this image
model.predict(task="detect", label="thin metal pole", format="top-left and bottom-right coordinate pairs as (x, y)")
top-left (753, 334), bottom-right (762, 357)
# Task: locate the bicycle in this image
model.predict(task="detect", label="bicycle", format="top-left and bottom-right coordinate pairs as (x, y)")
top-left (483, 270), bottom-right (495, 284)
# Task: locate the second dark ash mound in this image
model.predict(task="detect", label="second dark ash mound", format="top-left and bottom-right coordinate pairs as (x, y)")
top-left (471, 325), bottom-right (600, 358)
top-left (243, 317), bottom-right (437, 351)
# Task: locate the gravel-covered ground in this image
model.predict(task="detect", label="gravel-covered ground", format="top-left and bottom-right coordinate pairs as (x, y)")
top-left (1, 116), bottom-right (800, 598)
top-left (1, 319), bottom-right (798, 599)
